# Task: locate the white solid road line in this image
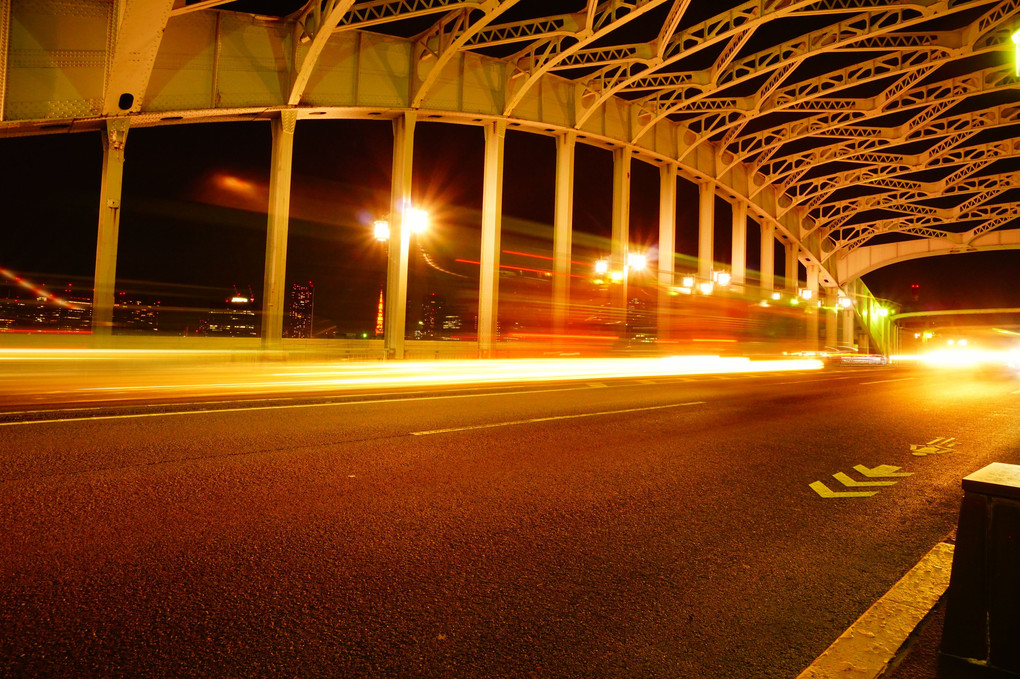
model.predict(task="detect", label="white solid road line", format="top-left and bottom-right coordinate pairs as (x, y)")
top-left (0, 385), bottom-right (624, 427)
top-left (411, 401), bottom-right (706, 436)
top-left (859, 377), bottom-right (916, 385)
top-left (773, 375), bottom-right (862, 386)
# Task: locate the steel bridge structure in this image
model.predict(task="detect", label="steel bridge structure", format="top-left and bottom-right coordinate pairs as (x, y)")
top-left (1, 0), bottom-right (1018, 357)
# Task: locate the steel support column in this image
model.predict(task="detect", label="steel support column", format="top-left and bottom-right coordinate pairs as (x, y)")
top-left (805, 263), bottom-right (819, 349)
top-left (760, 222), bottom-right (775, 295)
top-left (785, 241), bottom-right (798, 294)
top-left (261, 110), bottom-right (297, 350)
top-left (698, 181), bottom-right (714, 282)
top-left (478, 120), bottom-right (506, 357)
top-left (553, 131), bottom-right (575, 337)
top-left (610, 147), bottom-right (632, 313)
top-left (731, 200), bottom-right (747, 289)
top-left (385, 111), bottom-right (417, 359)
top-left (658, 163), bottom-right (677, 340)
top-left (92, 118), bottom-right (130, 341)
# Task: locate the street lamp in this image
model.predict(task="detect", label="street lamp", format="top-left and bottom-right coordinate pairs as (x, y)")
top-left (1013, 28), bottom-right (1020, 77)
top-left (372, 207), bottom-right (429, 242)
top-left (406, 207), bottom-right (429, 235)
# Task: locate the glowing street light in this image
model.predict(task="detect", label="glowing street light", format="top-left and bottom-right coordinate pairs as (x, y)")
top-left (594, 259), bottom-right (610, 275)
top-left (798, 287), bottom-right (813, 301)
top-left (713, 271), bottom-right (731, 287)
top-left (838, 296), bottom-right (852, 309)
top-left (373, 207), bottom-right (428, 241)
top-left (406, 207), bottom-right (429, 235)
top-left (681, 275), bottom-right (695, 289)
top-left (627, 253), bottom-right (647, 271)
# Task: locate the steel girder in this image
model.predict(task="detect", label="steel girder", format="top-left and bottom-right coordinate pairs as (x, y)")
top-left (2, 0), bottom-right (1019, 289)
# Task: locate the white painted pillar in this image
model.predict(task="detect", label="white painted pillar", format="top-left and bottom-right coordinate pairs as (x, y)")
top-left (657, 164), bottom-right (677, 340)
top-left (385, 111), bottom-right (417, 359)
top-left (842, 306), bottom-right (855, 348)
top-left (261, 110), bottom-right (297, 350)
top-left (805, 263), bottom-right (819, 349)
top-left (698, 181), bottom-right (714, 281)
top-left (785, 241), bottom-right (799, 294)
top-left (731, 200), bottom-right (747, 288)
top-left (825, 289), bottom-right (838, 350)
top-left (553, 132), bottom-right (576, 337)
top-left (478, 120), bottom-right (506, 357)
top-left (759, 222), bottom-right (775, 295)
top-left (92, 118), bottom-right (130, 340)
top-left (610, 147), bottom-right (632, 312)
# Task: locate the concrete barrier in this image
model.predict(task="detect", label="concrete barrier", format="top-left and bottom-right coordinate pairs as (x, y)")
top-left (941, 463), bottom-right (1020, 676)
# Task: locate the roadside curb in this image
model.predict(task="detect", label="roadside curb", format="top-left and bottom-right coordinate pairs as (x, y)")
top-left (797, 542), bottom-right (955, 679)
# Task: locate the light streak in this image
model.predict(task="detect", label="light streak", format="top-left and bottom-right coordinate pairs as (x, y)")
top-left (0, 353), bottom-right (824, 401)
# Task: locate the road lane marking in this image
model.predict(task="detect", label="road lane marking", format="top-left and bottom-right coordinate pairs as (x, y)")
top-left (796, 542), bottom-right (955, 679)
top-left (859, 377), bottom-right (915, 385)
top-left (0, 384), bottom-right (642, 427)
top-left (832, 472), bottom-right (897, 488)
top-left (910, 437), bottom-right (957, 456)
top-left (854, 464), bottom-right (912, 478)
top-left (809, 481), bottom-right (879, 498)
top-left (410, 401), bottom-right (706, 436)
top-left (773, 375), bottom-right (862, 385)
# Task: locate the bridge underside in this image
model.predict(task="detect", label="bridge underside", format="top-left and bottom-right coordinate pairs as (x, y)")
top-left (1, 0), bottom-right (1018, 355)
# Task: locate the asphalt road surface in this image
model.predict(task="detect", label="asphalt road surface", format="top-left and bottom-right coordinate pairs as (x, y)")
top-left (2, 364), bottom-right (1019, 678)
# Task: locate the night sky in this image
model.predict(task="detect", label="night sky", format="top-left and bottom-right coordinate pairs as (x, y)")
top-left (1, 119), bottom-right (1018, 335)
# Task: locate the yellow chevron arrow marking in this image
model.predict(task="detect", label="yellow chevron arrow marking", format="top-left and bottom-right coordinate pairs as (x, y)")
top-left (854, 464), bottom-right (913, 478)
top-left (833, 472), bottom-right (898, 487)
top-left (810, 481), bottom-right (879, 498)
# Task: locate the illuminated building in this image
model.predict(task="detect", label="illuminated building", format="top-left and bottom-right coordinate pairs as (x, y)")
top-left (115, 293), bottom-right (160, 334)
top-left (0, 281), bottom-right (159, 333)
top-left (419, 293), bottom-right (445, 339)
top-left (285, 281), bottom-right (314, 338)
top-left (198, 290), bottom-right (258, 337)
top-left (375, 287), bottom-right (384, 337)
top-left (442, 315), bottom-right (462, 333)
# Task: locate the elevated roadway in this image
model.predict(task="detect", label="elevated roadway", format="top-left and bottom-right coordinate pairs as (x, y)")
top-left (2, 1), bottom-right (1019, 357)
